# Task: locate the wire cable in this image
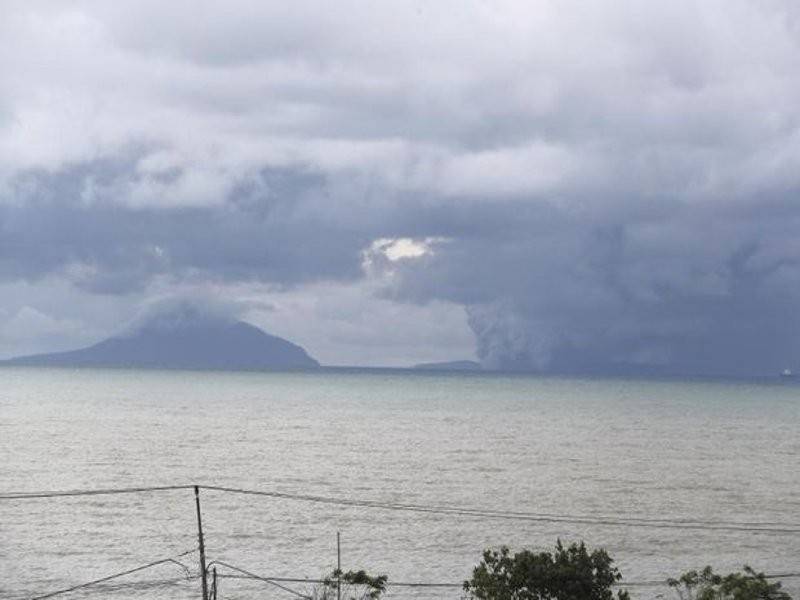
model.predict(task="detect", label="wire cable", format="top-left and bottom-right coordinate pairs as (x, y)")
top-left (207, 561), bottom-right (312, 599)
top-left (3, 482), bottom-right (800, 533)
top-left (25, 548), bottom-right (197, 600)
top-left (35, 575), bottom-right (195, 597)
top-left (198, 484), bottom-right (800, 534)
top-left (217, 573), bottom-right (464, 588)
top-left (0, 484), bottom-right (193, 501)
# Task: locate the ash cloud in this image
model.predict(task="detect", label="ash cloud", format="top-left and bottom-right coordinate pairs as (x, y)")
top-left (384, 205), bottom-right (800, 376)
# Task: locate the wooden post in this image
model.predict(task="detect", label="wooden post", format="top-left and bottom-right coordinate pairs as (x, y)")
top-left (212, 567), bottom-right (218, 600)
top-left (337, 531), bottom-right (341, 600)
top-left (194, 485), bottom-right (209, 600)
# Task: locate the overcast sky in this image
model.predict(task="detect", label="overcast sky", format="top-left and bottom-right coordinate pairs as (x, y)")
top-left (2, 1), bottom-right (800, 373)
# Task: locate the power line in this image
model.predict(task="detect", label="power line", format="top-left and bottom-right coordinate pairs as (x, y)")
top-left (9, 579), bottom-right (192, 600)
top-left (198, 484), bottom-right (800, 534)
top-left (217, 573), bottom-right (464, 588)
top-left (25, 549), bottom-right (196, 600)
top-left (207, 560), bottom-right (313, 599)
top-left (0, 484), bottom-right (193, 500)
top-left (3, 482), bottom-right (800, 533)
top-left (22, 575), bottom-right (195, 598)
top-left (6, 483), bottom-right (800, 600)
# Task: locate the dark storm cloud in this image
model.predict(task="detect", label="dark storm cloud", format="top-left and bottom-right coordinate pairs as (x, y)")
top-left (3, 1), bottom-right (800, 372)
top-left (1, 160), bottom-right (369, 293)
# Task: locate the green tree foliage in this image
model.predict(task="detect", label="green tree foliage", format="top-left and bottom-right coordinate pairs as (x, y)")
top-left (463, 540), bottom-right (630, 600)
top-left (667, 566), bottom-right (792, 600)
top-left (310, 569), bottom-right (388, 600)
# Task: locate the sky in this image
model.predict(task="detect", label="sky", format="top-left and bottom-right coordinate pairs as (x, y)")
top-left (2, 1), bottom-right (800, 374)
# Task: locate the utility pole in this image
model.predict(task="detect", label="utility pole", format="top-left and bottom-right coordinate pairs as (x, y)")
top-left (337, 531), bottom-right (341, 600)
top-left (194, 485), bottom-right (209, 600)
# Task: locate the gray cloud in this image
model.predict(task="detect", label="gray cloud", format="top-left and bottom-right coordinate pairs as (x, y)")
top-left (1, 160), bottom-right (368, 292)
top-left (2, 0), bottom-right (800, 372)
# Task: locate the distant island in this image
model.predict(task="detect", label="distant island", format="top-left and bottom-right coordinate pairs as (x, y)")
top-left (2, 306), bottom-right (319, 371)
top-left (412, 360), bottom-right (482, 372)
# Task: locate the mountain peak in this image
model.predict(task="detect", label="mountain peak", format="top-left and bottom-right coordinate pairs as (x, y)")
top-left (4, 304), bottom-right (320, 371)
top-left (123, 299), bottom-right (237, 335)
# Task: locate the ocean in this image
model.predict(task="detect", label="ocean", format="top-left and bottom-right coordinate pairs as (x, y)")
top-left (1, 367), bottom-right (799, 599)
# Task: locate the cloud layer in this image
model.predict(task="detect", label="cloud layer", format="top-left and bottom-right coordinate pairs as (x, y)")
top-left (2, 1), bottom-right (800, 373)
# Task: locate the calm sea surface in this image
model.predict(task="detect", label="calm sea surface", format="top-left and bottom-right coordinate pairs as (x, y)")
top-left (1, 367), bottom-right (799, 599)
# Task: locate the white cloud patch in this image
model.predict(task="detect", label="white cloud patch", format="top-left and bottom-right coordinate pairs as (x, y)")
top-left (367, 237), bottom-right (446, 263)
top-left (437, 142), bottom-right (578, 198)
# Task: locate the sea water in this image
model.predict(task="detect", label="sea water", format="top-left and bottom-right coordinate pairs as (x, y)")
top-left (1, 367), bottom-right (799, 599)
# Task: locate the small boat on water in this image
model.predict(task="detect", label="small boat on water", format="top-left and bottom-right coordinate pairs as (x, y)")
top-left (780, 368), bottom-right (795, 378)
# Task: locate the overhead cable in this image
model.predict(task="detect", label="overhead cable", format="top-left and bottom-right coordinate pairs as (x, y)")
top-left (26, 548), bottom-right (196, 600)
top-left (198, 484), bottom-right (800, 534)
